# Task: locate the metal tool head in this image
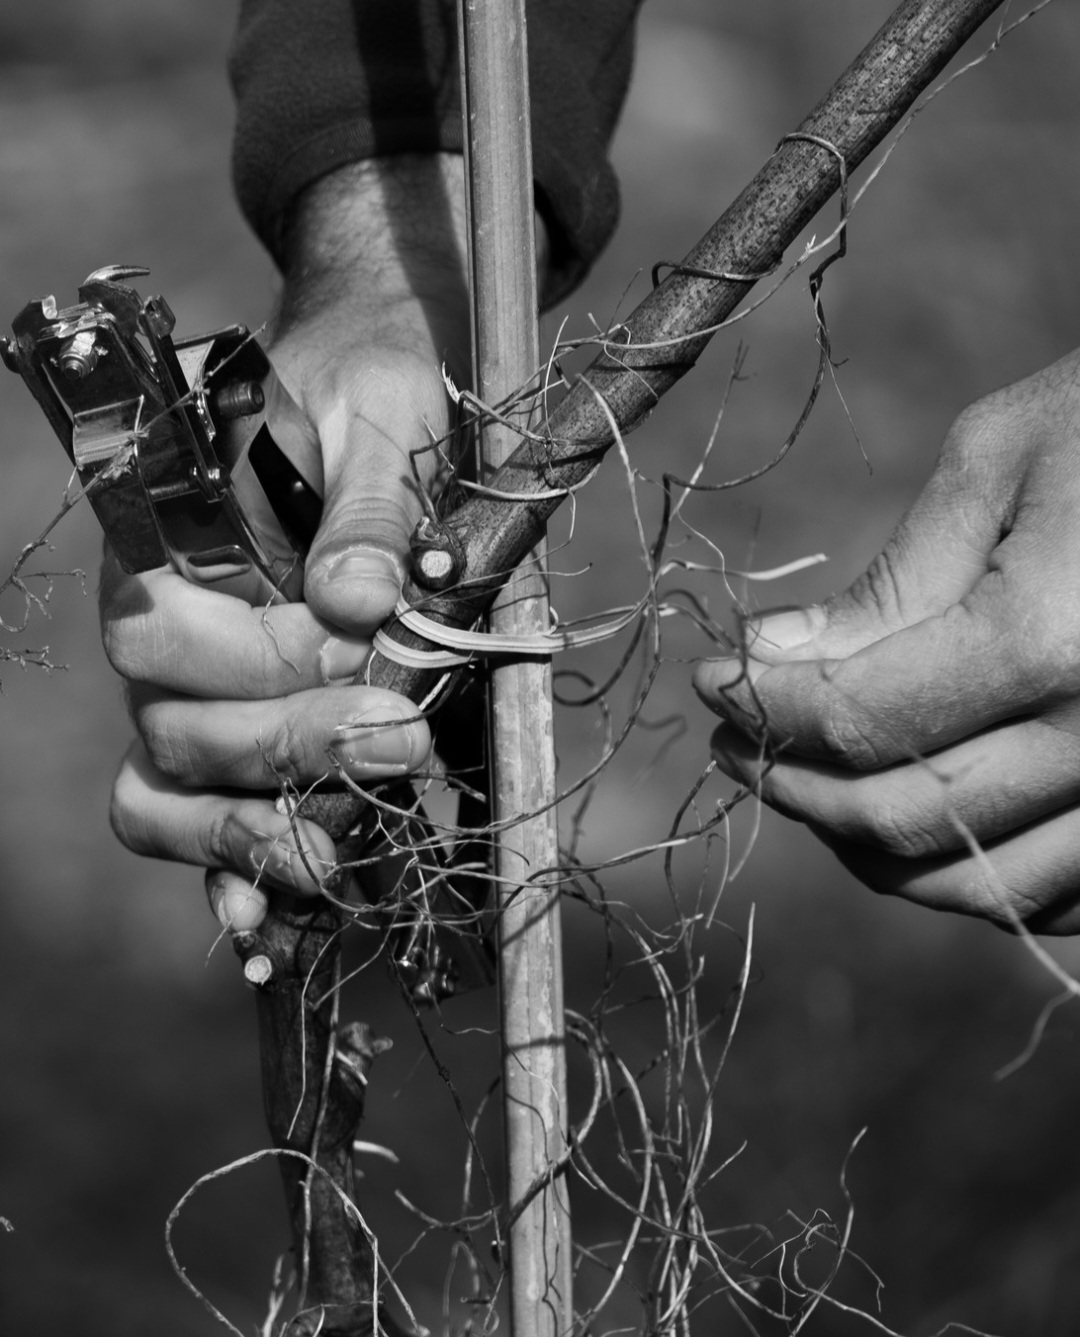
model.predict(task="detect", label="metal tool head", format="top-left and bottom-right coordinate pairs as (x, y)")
top-left (5, 266), bottom-right (308, 601)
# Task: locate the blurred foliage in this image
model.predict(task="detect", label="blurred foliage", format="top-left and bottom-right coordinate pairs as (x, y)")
top-left (2, 2), bottom-right (1080, 1334)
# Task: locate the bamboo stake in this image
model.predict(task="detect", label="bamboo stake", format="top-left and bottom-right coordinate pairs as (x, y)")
top-left (456, 3), bottom-right (573, 1334)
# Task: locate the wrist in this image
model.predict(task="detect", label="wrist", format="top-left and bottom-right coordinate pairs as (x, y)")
top-left (278, 155), bottom-right (472, 382)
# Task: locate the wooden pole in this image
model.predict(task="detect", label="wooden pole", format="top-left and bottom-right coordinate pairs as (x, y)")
top-left (456, 3), bottom-right (573, 1334)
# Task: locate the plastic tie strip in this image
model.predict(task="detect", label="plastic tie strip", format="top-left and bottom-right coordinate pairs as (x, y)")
top-left (372, 596), bottom-right (650, 669)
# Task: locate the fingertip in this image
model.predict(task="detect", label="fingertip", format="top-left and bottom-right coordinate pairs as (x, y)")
top-left (206, 869), bottom-right (269, 933)
top-left (330, 697), bottom-right (432, 778)
top-left (250, 815), bottom-right (338, 894)
top-left (305, 544), bottom-right (404, 634)
top-left (692, 656), bottom-right (763, 709)
top-left (291, 817), bottom-right (339, 887)
top-left (319, 632), bottom-right (374, 685)
top-left (692, 657), bottom-right (740, 704)
top-left (745, 606), bottom-right (824, 659)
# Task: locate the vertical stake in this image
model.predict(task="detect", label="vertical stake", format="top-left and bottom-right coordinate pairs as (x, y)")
top-left (456, 3), bottom-right (572, 1334)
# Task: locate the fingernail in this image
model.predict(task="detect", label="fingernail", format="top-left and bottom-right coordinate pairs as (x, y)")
top-left (320, 634), bottom-right (372, 685)
top-left (333, 706), bottom-right (420, 774)
top-left (207, 871), bottom-right (269, 932)
top-left (696, 656), bottom-right (748, 693)
top-left (250, 836), bottom-right (326, 893)
top-left (692, 656), bottom-right (767, 710)
top-left (747, 606), bottom-right (821, 653)
top-left (319, 547), bottom-right (402, 605)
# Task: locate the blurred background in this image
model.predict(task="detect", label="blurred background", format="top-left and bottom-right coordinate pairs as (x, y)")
top-left (2, 1), bottom-right (1080, 1332)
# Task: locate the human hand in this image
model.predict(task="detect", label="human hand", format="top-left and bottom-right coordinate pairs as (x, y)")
top-left (694, 349), bottom-right (1080, 934)
top-left (102, 156), bottom-right (471, 933)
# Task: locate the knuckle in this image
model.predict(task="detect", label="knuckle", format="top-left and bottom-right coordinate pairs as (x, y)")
top-left (968, 873), bottom-right (1033, 929)
top-left (311, 498), bottom-right (413, 562)
top-left (839, 547), bottom-right (904, 627)
top-left (1008, 597), bottom-right (1080, 700)
top-left (941, 387), bottom-right (1032, 495)
top-left (944, 390), bottom-right (1013, 460)
top-left (265, 713), bottom-right (312, 783)
top-left (816, 699), bottom-right (888, 771)
top-left (204, 806), bottom-right (247, 872)
top-left (98, 571), bottom-right (162, 680)
top-left (99, 617), bottom-right (132, 678)
top-left (108, 773), bottom-right (146, 855)
top-left (937, 853), bottom-right (1055, 930)
top-left (99, 609), bottom-right (150, 681)
top-left (854, 795), bottom-right (950, 861)
top-left (101, 606), bottom-right (186, 688)
top-left (944, 399), bottom-right (992, 456)
top-left (136, 703), bottom-right (195, 784)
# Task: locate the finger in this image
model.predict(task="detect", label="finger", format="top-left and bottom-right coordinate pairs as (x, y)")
top-left (709, 711), bottom-right (1080, 859)
top-left (206, 870), bottom-right (270, 933)
top-left (694, 532), bottom-right (1080, 769)
top-left (296, 352), bottom-right (449, 634)
top-left (131, 684), bottom-right (431, 789)
top-left (100, 556), bottom-right (372, 696)
top-left (742, 393), bottom-right (1023, 665)
top-left (111, 741), bottom-right (337, 893)
top-left (814, 808), bottom-right (1080, 936)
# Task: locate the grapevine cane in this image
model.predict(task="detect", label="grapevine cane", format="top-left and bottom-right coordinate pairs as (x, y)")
top-left (234, 0), bottom-right (1008, 1329)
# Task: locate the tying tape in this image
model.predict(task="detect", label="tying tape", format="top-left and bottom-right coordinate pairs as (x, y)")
top-left (372, 596), bottom-right (648, 668)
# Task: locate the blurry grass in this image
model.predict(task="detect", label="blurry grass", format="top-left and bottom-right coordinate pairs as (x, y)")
top-left (2, 2), bottom-right (1080, 1333)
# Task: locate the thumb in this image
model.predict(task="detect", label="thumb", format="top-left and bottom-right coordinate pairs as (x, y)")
top-left (291, 354), bottom-right (449, 636)
top-left (744, 411), bottom-right (1012, 665)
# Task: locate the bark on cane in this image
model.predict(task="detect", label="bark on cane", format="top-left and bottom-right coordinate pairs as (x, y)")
top-left (242, 902), bottom-right (405, 1337)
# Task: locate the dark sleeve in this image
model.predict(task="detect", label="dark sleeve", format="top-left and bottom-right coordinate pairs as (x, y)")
top-left (229, 0), bottom-right (643, 307)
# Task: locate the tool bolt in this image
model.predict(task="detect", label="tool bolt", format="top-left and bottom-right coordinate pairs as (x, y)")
top-left (212, 379), bottom-right (265, 421)
top-left (58, 331), bottom-right (100, 379)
